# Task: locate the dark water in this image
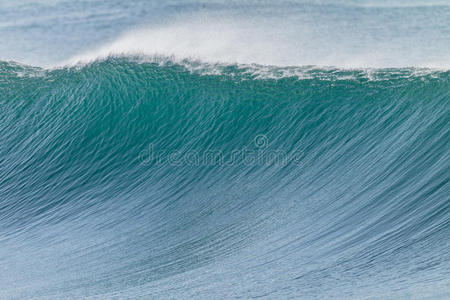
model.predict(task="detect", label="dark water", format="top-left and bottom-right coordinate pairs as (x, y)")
top-left (0, 59), bottom-right (449, 298)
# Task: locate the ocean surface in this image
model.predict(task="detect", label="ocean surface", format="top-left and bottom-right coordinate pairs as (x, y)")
top-left (1, 0), bottom-right (449, 299)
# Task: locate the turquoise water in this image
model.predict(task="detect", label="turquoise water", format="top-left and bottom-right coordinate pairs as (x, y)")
top-left (1, 1), bottom-right (449, 299)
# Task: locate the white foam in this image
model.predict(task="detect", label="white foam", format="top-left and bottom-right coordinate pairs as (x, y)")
top-left (63, 9), bottom-right (450, 69)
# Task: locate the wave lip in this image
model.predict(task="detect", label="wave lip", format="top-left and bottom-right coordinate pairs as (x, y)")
top-left (2, 1), bottom-right (450, 69)
top-left (63, 5), bottom-right (450, 69)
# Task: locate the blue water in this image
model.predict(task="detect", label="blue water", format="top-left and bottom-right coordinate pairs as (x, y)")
top-left (0, 1), bottom-right (449, 299)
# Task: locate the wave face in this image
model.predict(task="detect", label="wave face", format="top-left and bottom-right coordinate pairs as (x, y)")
top-left (0, 59), bottom-right (449, 298)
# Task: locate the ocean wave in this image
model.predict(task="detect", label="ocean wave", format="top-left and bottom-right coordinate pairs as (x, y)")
top-left (0, 58), bottom-right (449, 298)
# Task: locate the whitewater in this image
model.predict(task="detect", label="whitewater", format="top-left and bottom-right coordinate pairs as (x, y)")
top-left (0, 0), bottom-right (449, 299)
